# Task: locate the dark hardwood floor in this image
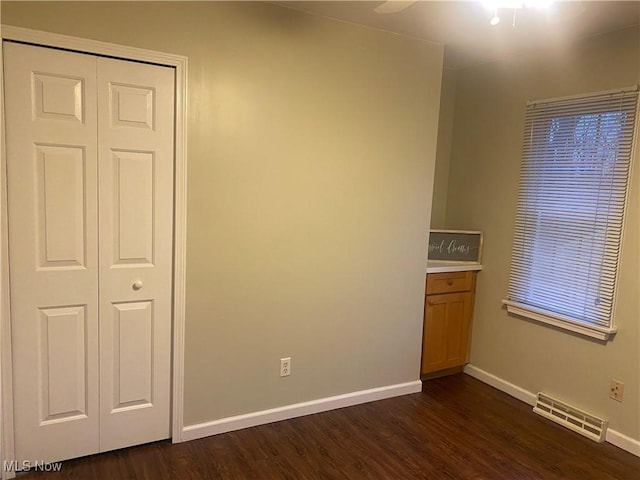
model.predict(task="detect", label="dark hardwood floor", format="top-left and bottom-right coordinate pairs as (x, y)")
top-left (16, 374), bottom-right (640, 479)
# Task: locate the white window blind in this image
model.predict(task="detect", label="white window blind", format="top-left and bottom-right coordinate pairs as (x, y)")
top-left (505, 88), bottom-right (638, 340)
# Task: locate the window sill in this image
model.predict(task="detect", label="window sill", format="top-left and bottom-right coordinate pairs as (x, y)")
top-left (502, 300), bottom-right (617, 341)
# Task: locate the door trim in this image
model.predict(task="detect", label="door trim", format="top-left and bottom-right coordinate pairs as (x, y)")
top-left (0, 25), bottom-right (188, 478)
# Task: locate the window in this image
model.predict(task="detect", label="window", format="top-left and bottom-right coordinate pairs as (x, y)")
top-left (504, 88), bottom-right (638, 340)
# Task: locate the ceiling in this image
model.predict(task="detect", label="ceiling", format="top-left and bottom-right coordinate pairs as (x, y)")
top-left (276, 1), bottom-right (640, 68)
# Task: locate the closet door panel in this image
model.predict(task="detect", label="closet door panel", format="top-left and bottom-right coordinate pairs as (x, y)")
top-left (97, 56), bottom-right (174, 452)
top-left (4, 41), bottom-right (100, 463)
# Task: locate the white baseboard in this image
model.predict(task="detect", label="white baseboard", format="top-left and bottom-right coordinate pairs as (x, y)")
top-left (606, 429), bottom-right (640, 457)
top-left (463, 364), bottom-right (640, 458)
top-left (463, 364), bottom-right (537, 406)
top-left (182, 380), bottom-right (422, 442)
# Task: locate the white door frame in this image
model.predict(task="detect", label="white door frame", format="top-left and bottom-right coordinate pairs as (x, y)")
top-left (0, 25), bottom-right (188, 479)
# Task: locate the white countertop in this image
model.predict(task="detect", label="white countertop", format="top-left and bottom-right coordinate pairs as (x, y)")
top-left (427, 261), bottom-right (483, 273)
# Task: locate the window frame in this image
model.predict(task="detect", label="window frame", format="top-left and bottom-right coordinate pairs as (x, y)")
top-left (504, 87), bottom-right (639, 341)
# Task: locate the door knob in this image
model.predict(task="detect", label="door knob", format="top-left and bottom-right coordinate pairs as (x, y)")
top-left (132, 280), bottom-right (143, 291)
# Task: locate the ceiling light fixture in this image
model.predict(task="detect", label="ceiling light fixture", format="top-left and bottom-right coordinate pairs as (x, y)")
top-left (482, 0), bottom-right (553, 26)
top-left (490, 8), bottom-right (501, 25)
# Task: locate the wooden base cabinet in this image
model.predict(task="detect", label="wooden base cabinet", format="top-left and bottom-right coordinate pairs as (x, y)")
top-left (421, 271), bottom-right (477, 376)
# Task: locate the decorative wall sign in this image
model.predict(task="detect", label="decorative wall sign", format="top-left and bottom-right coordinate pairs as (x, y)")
top-left (428, 230), bottom-right (483, 263)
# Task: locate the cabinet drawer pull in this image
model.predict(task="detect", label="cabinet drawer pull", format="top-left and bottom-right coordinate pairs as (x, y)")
top-left (447, 280), bottom-right (454, 286)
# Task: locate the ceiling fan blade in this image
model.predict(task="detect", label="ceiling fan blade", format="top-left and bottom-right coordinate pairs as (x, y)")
top-left (374, 1), bottom-right (417, 14)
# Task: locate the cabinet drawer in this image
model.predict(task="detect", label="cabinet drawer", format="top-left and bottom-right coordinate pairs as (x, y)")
top-left (426, 271), bottom-right (475, 295)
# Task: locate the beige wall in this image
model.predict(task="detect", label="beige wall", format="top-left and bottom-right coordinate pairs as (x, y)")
top-left (1, 2), bottom-right (443, 425)
top-left (430, 66), bottom-right (457, 229)
top-left (446, 26), bottom-right (640, 439)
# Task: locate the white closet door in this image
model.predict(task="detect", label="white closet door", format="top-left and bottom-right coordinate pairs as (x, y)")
top-left (96, 57), bottom-right (174, 452)
top-left (5, 41), bottom-right (175, 463)
top-left (4, 42), bottom-right (100, 463)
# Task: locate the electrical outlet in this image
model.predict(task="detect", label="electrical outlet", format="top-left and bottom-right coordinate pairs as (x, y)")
top-left (280, 357), bottom-right (291, 377)
top-left (609, 379), bottom-right (624, 402)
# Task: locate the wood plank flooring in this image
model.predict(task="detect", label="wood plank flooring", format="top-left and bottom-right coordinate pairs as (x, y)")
top-left (16, 374), bottom-right (640, 479)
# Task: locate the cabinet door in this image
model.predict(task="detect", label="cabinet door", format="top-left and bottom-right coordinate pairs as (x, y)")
top-left (421, 292), bottom-right (473, 374)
